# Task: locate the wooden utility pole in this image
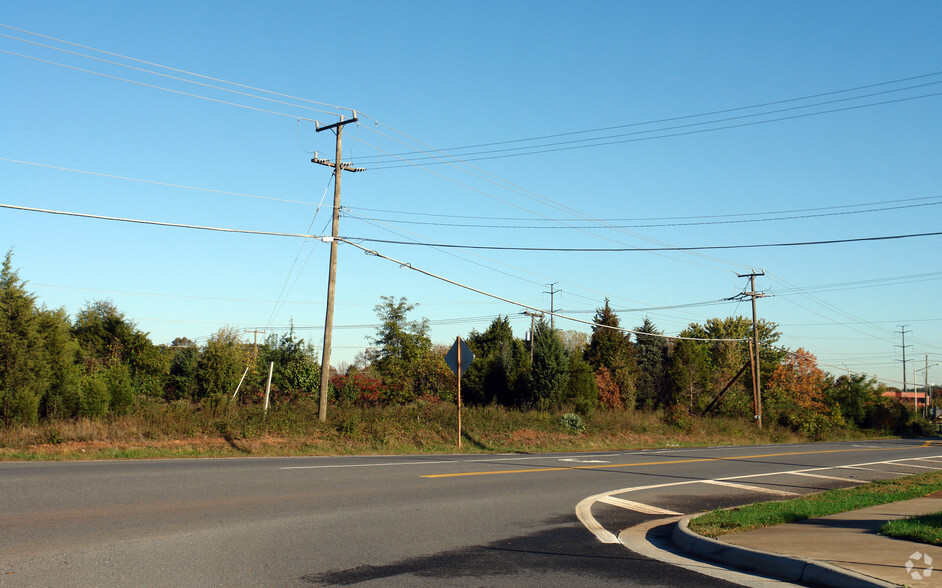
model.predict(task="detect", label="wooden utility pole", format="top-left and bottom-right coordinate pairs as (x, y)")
top-left (737, 270), bottom-right (766, 428)
top-left (522, 310), bottom-right (544, 364)
top-left (312, 115), bottom-right (364, 422)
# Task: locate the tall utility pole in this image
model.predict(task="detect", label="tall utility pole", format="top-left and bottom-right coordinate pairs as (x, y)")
top-left (737, 270), bottom-right (766, 428)
top-left (896, 325), bottom-right (911, 398)
top-left (544, 282), bottom-right (559, 329)
top-left (312, 115), bottom-right (364, 422)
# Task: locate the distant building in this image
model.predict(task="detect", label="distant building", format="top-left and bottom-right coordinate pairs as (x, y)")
top-left (882, 389), bottom-right (929, 409)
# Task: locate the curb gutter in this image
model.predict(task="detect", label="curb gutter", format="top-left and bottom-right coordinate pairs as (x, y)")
top-left (671, 515), bottom-right (896, 588)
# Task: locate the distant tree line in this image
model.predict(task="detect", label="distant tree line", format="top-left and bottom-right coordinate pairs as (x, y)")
top-left (0, 252), bottom-right (927, 437)
top-left (0, 251), bottom-right (320, 425)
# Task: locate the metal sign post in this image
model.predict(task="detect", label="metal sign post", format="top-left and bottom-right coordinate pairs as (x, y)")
top-left (445, 337), bottom-right (475, 449)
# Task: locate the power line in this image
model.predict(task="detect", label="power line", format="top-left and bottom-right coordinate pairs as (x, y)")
top-left (0, 48), bottom-right (320, 121)
top-left (7, 201), bottom-right (940, 254)
top-left (0, 202), bottom-right (321, 238)
top-left (353, 70), bottom-right (942, 161)
top-left (346, 198), bottom-right (942, 229)
top-left (0, 157), bottom-right (312, 205)
top-left (360, 88), bottom-right (942, 167)
top-left (349, 128), bottom-right (743, 273)
top-left (337, 237), bottom-right (746, 344)
top-left (0, 24), bottom-right (352, 116)
top-left (0, 31), bottom-right (345, 118)
top-left (341, 230), bottom-right (942, 251)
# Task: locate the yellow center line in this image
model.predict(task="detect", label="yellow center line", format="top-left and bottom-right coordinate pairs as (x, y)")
top-left (420, 446), bottom-right (923, 478)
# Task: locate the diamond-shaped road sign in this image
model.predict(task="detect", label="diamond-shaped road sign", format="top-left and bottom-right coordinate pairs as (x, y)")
top-left (444, 337), bottom-right (474, 378)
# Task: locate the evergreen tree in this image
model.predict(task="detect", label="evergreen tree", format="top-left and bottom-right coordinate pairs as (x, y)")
top-left (464, 316), bottom-right (526, 405)
top-left (585, 299), bottom-right (636, 409)
top-left (585, 299), bottom-right (628, 370)
top-left (0, 251), bottom-right (49, 424)
top-left (531, 320), bottom-right (568, 410)
top-left (565, 353), bottom-right (598, 416)
top-left (634, 317), bottom-right (668, 409)
top-left (668, 336), bottom-right (711, 413)
top-left (36, 307), bottom-right (83, 418)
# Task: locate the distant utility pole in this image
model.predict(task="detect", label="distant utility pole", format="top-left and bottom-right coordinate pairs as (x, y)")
top-left (312, 114), bottom-right (365, 423)
top-left (896, 325), bottom-right (911, 396)
top-left (544, 282), bottom-right (559, 329)
top-left (736, 270), bottom-right (766, 428)
top-left (522, 309), bottom-right (545, 364)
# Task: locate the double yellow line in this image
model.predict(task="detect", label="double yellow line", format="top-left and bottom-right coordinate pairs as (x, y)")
top-left (422, 445), bottom-right (929, 479)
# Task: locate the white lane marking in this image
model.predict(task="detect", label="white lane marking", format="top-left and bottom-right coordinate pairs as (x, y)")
top-left (560, 458), bottom-right (610, 463)
top-left (597, 496), bottom-right (682, 515)
top-left (703, 479), bottom-right (799, 496)
top-left (576, 491), bottom-right (621, 544)
top-left (837, 466), bottom-right (922, 475)
top-left (576, 452), bottom-right (942, 543)
top-left (790, 471), bottom-right (864, 483)
top-left (889, 463), bottom-right (939, 469)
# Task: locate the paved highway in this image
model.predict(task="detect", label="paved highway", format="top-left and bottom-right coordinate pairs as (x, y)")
top-left (2, 439), bottom-right (940, 586)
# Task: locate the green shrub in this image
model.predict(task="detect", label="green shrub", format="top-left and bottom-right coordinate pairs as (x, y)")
top-left (80, 373), bottom-right (110, 418)
top-left (559, 412), bottom-right (585, 433)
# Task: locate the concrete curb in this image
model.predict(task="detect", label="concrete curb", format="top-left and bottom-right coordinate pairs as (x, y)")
top-left (671, 514), bottom-right (896, 588)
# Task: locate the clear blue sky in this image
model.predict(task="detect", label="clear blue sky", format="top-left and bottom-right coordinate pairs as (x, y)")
top-left (2, 1), bottom-right (940, 388)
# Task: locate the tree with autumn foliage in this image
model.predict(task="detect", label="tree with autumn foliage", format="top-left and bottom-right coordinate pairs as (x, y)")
top-left (584, 299), bottom-right (636, 409)
top-left (766, 348), bottom-right (844, 437)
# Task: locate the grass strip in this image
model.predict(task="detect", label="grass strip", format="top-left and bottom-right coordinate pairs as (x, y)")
top-left (879, 511), bottom-right (942, 546)
top-left (689, 470), bottom-right (942, 538)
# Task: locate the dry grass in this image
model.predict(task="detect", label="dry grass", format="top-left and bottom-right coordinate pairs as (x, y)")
top-left (0, 398), bottom-right (881, 461)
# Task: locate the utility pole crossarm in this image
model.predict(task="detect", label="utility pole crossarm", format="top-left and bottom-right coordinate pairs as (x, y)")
top-left (311, 154), bottom-right (365, 173)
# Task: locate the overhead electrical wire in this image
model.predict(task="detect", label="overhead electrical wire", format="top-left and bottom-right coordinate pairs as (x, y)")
top-left (0, 202), bottom-right (321, 238)
top-left (348, 131), bottom-right (743, 273)
top-left (356, 82), bottom-right (942, 167)
top-left (0, 157), bottom-right (312, 206)
top-left (344, 193), bottom-right (942, 222)
top-left (354, 70), bottom-right (942, 160)
top-left (0, 48), bottom-right (320, 121)
top-left (0, 31), bottom-right (345, 118)
top-left (0, 24), bottom-right (351, 116)
top-left (7, 200), bottom-right (939, 257)
top-left (6, 25), bottom-right (936, 380)
top-left (347, 211), bottom-right (548, 290)
top-left (347, 198), bottom-right (942, 229)
top-left (5, 22), bottom-right (861, 276)
top-left (264, 172), bottom-right (336, 328)
top-left (341, 230), bottom-right (942, 251)
top-left (0, 200), bottom-right (752, 342)
top-left (337, 238), bottom-right (746, 343)
top-left (344, 208), bottom-right (691, 310)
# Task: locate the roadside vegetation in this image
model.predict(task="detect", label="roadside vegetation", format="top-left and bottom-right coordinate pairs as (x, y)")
top-left (689, 470), bottom-right (942, 538)
top-left (0, 250), bottom-right (935, 460)
top-left (880, 511), bottom-right (942, 546)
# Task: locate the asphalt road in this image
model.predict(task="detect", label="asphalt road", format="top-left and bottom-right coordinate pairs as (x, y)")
top-left (2, 439), bottom-right (940, 587)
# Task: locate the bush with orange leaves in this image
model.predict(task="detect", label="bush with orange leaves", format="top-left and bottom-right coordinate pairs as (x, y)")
top-left (767, 348), bottom-right (844, 437)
